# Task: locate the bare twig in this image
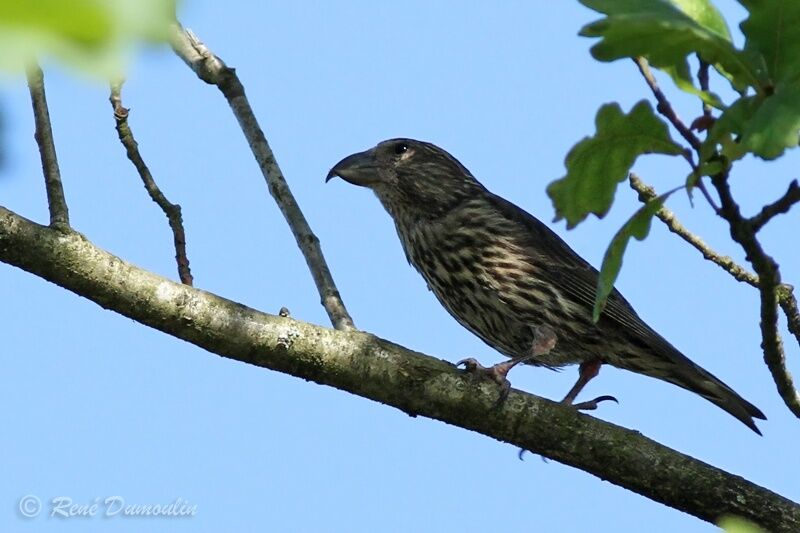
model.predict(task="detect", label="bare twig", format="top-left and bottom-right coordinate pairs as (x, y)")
top-left (633, 58), bottom-right (726, 217)
top-left (634, 56), bottom-right (722, 213)
top-left (169, 25), bottom-right (354, 330)
top-left (697, 58), bottom-right (712, 120)
top-left (695, 179), bottom-right (721, 213)
top-left (1, 206), bottom-right (799, 531)
top-left (750, 179), bottom-right (800, 232)
top-left (633, 57), bottom-right (701, 152)
top-left (109, 82), bottom-right (193, 286)
top-left (26, 63), bottom-right (69, 229)
top-left (628, 174), bottom-right (758, 287)
top-left (710, 172), bottom-right (800, 417)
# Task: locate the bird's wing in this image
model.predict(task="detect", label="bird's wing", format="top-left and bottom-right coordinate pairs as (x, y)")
top-left (486, 192), bottom-right (675, 352)
top-left (485, 193), bottom-right (766, 429)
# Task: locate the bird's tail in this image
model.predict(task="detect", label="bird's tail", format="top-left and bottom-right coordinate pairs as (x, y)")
top-left (657, 360), bottom-right (766, 434)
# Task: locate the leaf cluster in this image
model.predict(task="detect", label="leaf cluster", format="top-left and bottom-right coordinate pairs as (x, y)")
top-left (548, 0), bottom-right (800, 318)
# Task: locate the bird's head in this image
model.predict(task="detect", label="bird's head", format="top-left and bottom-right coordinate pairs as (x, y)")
top-left (326, 138), bottom-right (485, 220)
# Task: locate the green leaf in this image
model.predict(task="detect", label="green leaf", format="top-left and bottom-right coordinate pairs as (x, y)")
top-left (547, 100), bottom-right (683, 229)
top-left (735, 1), bottom-right (800, 159)
top-left (0, 1), bottom-right (114, 47)
top-left (701, 95), bottom-right (759, 161)
top-left (593, 189), bottom-right (676, 322)
top-left (741, 85), bottom-right (800, 159)
top-left (718, 515), bottom-right (766, 533)
top-left (662, 62), bottom-right (724, 109)
top-left (0, 0), bottom-right (177, 77)
top-left (703, 85), bottom-right (800, 161)
top-left (579, 0), bottom-right (763, 92)
top-left (671, 0), bottom-right (731, 40)
top-left (664, 0), bottom-right (730, 106)
top-left (740, 0), bottom-right (800, 85)
top-left (697, 159), bottom-right (723, 177)
top-left (685, 170), bottom-right (699, 194)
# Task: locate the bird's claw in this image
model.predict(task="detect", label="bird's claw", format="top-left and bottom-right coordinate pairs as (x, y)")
top-left (456, 357), bottom-right (482, 372)
top-left (517, 448), bottom-right (550, 462)
top-left (570, 395), bottom-right (618, 411)
top-left (456, 357), bottom-right (513, 404)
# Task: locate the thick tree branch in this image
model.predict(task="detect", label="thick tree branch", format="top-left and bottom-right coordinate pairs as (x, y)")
top-left (169, 25), bottom-right (354, 331)
top-left (779, 288), bottom-right (800, 352)
top-left (710, 173), bottom-right (800, 417)
top-left (26, 64), bottom-right (70, 229)
top-left (750, 179), bottom-right (800, 233)
top-left (628, 174), bottom-right (758, 288)
top-left (109, 82), bottom-right (194, 286)
top-left (0, 205), bottom-right (799, 531)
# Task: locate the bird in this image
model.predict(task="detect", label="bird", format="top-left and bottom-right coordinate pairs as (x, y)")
top-left (326, 138), bottom-right (766, 433)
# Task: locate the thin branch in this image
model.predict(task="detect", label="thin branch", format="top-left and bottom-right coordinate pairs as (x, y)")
top-left (169, 25), bottom-right (354, 331)
top-left (632, 57), bottom-right (702, 151)
top-left (628, 174), bottom-right (758, 288)
top-left (679, 147), bottom-right (698, 170)
top-left (750, 179), bottom-right (800, 233)
top-left (0, 205), bottom-right (799, 531)
top-left (26, 63), bottom-right (70, 229)
top-left (631, 174), bottom-right (800, 403)
top-left (710, 172), bottom-right (800, 417)
top-left (630, 57), bottom-right (800, 414)
top-left (695, 179), bottom-right (722, 214)
top-left (632, 57), bottom-right (724, 215)
top-left (697, 58), bottom-right (712, 120)
top-left (109, 82), bottom-right (194, 286)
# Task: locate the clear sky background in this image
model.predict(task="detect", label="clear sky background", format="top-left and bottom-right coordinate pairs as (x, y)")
top-left (1, 1), bottom-right (798, 532)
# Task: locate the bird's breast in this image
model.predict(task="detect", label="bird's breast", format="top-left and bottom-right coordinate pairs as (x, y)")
top-left (394, 218), bottom-right (546, 358)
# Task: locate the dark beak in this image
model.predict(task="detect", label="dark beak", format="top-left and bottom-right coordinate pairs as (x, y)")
top-left (325, 148), bottom-right (380, 186)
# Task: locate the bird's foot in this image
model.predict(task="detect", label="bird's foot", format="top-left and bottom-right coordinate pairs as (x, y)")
top-left (565, 395), bottom-right (618, 411)
top-left (456, 357), bottom-right (514, 403)
top-left (560, 359), bottom-right (618, 410)
top-left (456, 325), bottom-right (559, 405)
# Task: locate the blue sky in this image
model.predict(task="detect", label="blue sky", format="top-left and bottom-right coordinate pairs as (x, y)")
top-left (1, 1), bottom-right (798, 532)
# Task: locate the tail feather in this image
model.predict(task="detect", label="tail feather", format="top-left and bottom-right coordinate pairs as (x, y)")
top-left (660, 363), bottom-right (766, 435)
top-left (614, 324), bottom-right (766, 433)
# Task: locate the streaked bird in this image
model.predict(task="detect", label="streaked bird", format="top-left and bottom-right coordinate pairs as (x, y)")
top-left (327, 138), bottom-right (765, 433)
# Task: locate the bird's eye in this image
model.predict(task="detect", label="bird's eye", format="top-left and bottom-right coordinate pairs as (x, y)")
top-left (394, 143), bottom-right (408, 155)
